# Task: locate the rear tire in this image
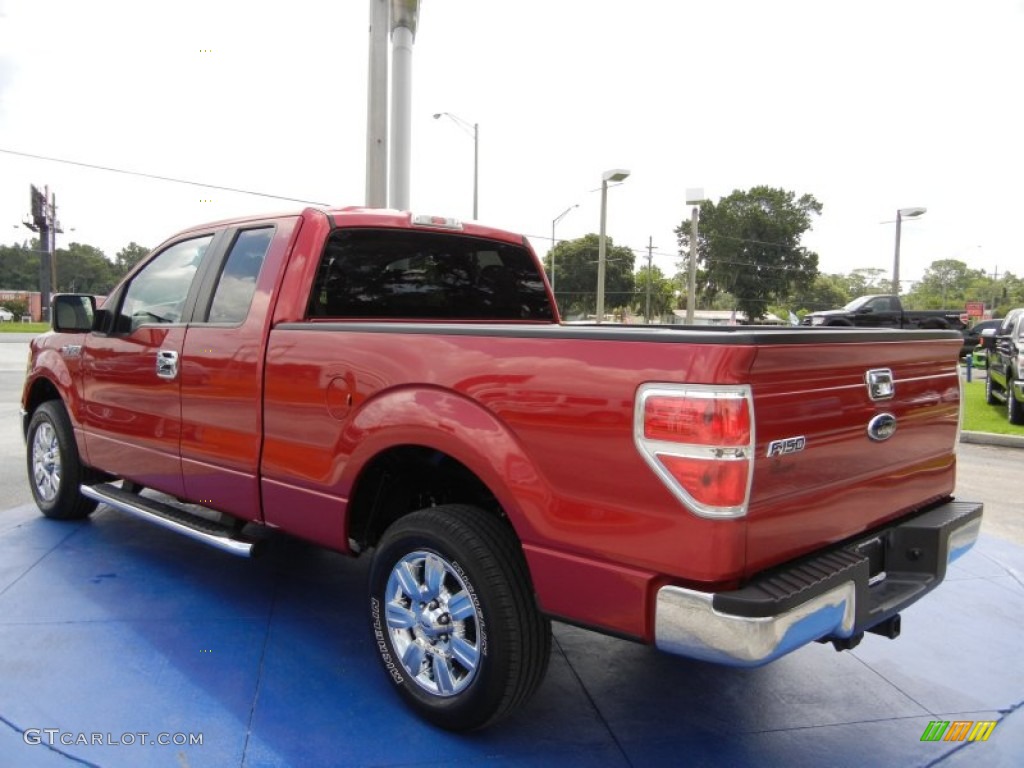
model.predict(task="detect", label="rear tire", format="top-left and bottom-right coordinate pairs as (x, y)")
top-left (1009, 372), bottom-right (1024, 425)
top-left (368, 505), bottom-right (551, 731)
top-left (26, 401), bottom-right (98, 520)
top-left (985, 372), bottom-right (999, 405)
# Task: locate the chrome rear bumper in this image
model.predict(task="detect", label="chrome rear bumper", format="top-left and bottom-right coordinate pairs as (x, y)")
top-left (655, 500), bottom-right (982, 667)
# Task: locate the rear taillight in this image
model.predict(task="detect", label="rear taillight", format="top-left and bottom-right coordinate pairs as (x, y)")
top-left (634, 384), bottom-right (755, 518)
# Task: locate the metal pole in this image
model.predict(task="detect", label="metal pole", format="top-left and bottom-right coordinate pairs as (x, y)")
top-left (686, 205), bottom-right (698, 323)
top-left (892, 209), bottom-right (902, 296)
top-left (550, 204), bottom-right (577, 295)
top-left (49, 190), bottom-right (59, 293)
top-left (645, 236), bottom-right (654, 323)
top-left (472, 123), bottom-right (479, 219)
top-left (388, 23), bottom-right (414, 210)
top-left (550, 219), bottom-right (557, 295)
top-left (596, 180), bottom-right (609, 323)
top-left (433, 113), bottom-right (477, 220)
top-left (41, 186), bottom-right (53, 321)
top-left (365, 0), bottom-right (389, 208)
top-left (39, 224), bottom-right (52, 321)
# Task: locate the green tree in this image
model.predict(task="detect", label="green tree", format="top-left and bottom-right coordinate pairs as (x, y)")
top-left (904, 259), bottom-right (985, 309)
top-left (841, 268), bottom-right (887, 298)
top-left (114, 242), bottom-right (150, 277)
top-left (544, 233), bottom-right (635, 318)
top-left (634, 265), bottom-right (676, 321)
top-left (790, 273), bottom-right (850, 313)
top-left (0, 241), bottom-right (43, 290)
top-left (676, 186), bottom-right (822, 321)
top-left (55, 242), bottom-right (117, 294)
top-left (998, 272), bottom-right (1024, 314)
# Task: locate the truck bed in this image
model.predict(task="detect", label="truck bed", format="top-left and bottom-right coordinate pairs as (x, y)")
top-left (259, 320), bottom-right (964, 635)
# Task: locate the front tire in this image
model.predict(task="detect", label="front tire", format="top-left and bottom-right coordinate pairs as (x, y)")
top-left (26, 401), bottom-right (98, 520)
top-left (368, 505), bottom-right (551, 731)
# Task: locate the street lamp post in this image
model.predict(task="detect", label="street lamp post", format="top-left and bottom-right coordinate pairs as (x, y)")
top-left (596, 169), bottom-right (630, 324)
top-left (549, 204), bottom-right (578, 294)
top-left (433, 112), bottom-right (478, 219)
top-left (388, 0), bottom-right (420, 212)
top-left (892, 206), bottom-right (927, 296)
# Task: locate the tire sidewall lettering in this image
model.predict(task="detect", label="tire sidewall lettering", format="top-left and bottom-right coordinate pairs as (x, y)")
top-left (369, 596), bottom-right (405, 685)
top-left (450, 559), bottom-right (487, 658)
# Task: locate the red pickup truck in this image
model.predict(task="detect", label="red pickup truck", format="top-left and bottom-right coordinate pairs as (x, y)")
top-left (23, 207), bottom-right (982, 731)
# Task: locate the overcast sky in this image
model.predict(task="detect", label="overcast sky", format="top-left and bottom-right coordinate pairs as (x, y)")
top-left (1, 0), bottom-right (1022, 292)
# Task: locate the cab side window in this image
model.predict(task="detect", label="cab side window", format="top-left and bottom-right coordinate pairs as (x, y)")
top-left (206, 228), bottom-right (273, 324)
top-left (119, 236), bottom-right (213, 332)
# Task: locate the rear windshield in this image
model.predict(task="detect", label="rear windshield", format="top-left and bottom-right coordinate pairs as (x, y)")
top-left (308, 228), bottom-right (553, 321)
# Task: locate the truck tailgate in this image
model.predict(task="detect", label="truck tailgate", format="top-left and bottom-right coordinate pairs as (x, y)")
top-left (744, 336), bottom-right (962, 576)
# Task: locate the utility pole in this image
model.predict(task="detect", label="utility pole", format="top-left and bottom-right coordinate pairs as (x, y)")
top-left (685, 188), bottom-right (705, 324)
top-left (991, 265), bottom-right (1000, 313)
top-left (645, 236), bottom-right (656, 323)
top-left (22, 185), bottom-right (61, 322)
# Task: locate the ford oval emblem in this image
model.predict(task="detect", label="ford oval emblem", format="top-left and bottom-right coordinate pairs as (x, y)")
top-left (867, 413), bottom-right (897, 441)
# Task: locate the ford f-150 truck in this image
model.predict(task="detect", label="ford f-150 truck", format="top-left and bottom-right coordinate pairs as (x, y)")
top-left (802, 294), bottom-right (966, 330)
top-left (23, 207), bottom-right (982, 731)
top-left (981, 307), bottom-right (1024, 424)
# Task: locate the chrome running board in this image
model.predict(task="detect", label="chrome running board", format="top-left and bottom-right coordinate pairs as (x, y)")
top-left (81, 483), bottom-right (260, 558)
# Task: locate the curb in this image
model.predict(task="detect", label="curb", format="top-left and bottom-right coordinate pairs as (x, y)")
top-left (960, 430), bottom-right (1024, 449)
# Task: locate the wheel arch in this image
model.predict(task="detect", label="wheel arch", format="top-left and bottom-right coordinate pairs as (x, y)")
top-left (22, 375), bottom-right (62, 437)
top-left (339, 387), bottom-right (553, 552)
top-left (347, 444), bottom-right (502, 549)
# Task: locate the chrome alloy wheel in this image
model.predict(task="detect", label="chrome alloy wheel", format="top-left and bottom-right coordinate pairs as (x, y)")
top-left (31, 422), bottom-right (61, 502)
top-left (384, 550), bottom-right (481, 697)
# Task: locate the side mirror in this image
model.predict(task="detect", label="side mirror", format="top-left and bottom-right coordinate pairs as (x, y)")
top-left (979, 328), bottom-right (996, 350)
top-left (856, 306), bottom-right (873, 314)
top-left (52, 294), bottom-right (97, 333)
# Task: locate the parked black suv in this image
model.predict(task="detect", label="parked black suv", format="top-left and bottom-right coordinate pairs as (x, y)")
top-left (982, 308), bottom-right (1024, 424)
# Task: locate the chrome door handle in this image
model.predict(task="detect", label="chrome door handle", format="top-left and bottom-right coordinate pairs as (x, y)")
top-left (156, 350), bottom-right (179, 380)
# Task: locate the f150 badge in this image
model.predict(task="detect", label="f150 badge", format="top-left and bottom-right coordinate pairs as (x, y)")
top-left (767, 436), bottom-right (806, 457)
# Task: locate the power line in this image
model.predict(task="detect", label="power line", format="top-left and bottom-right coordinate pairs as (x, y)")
top-left (0, 148), bottom-right (330, 206)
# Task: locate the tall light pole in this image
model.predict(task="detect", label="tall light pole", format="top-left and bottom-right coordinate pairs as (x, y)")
top-left (549, 204), bottom-right (578, 294)
top-left (685, 188), bottom-right (705, 324)
top-left (892, 206), bottom-right (926, 296)
top-left (433, 112), bottom-right (479, 219)
top-left (388, 0), bottom-right (420, 211)
top-left (596, 169), bottom-right (630, 324)
top-left (365, 0), bottom-right (389, 208)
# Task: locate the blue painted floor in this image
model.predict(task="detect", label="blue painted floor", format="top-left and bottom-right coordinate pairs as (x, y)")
top-left (1, 502), bottom-right (1021, 768)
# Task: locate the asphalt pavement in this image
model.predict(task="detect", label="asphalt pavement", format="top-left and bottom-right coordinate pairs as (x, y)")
top-left (0, 335), bottom-right (34, 508)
